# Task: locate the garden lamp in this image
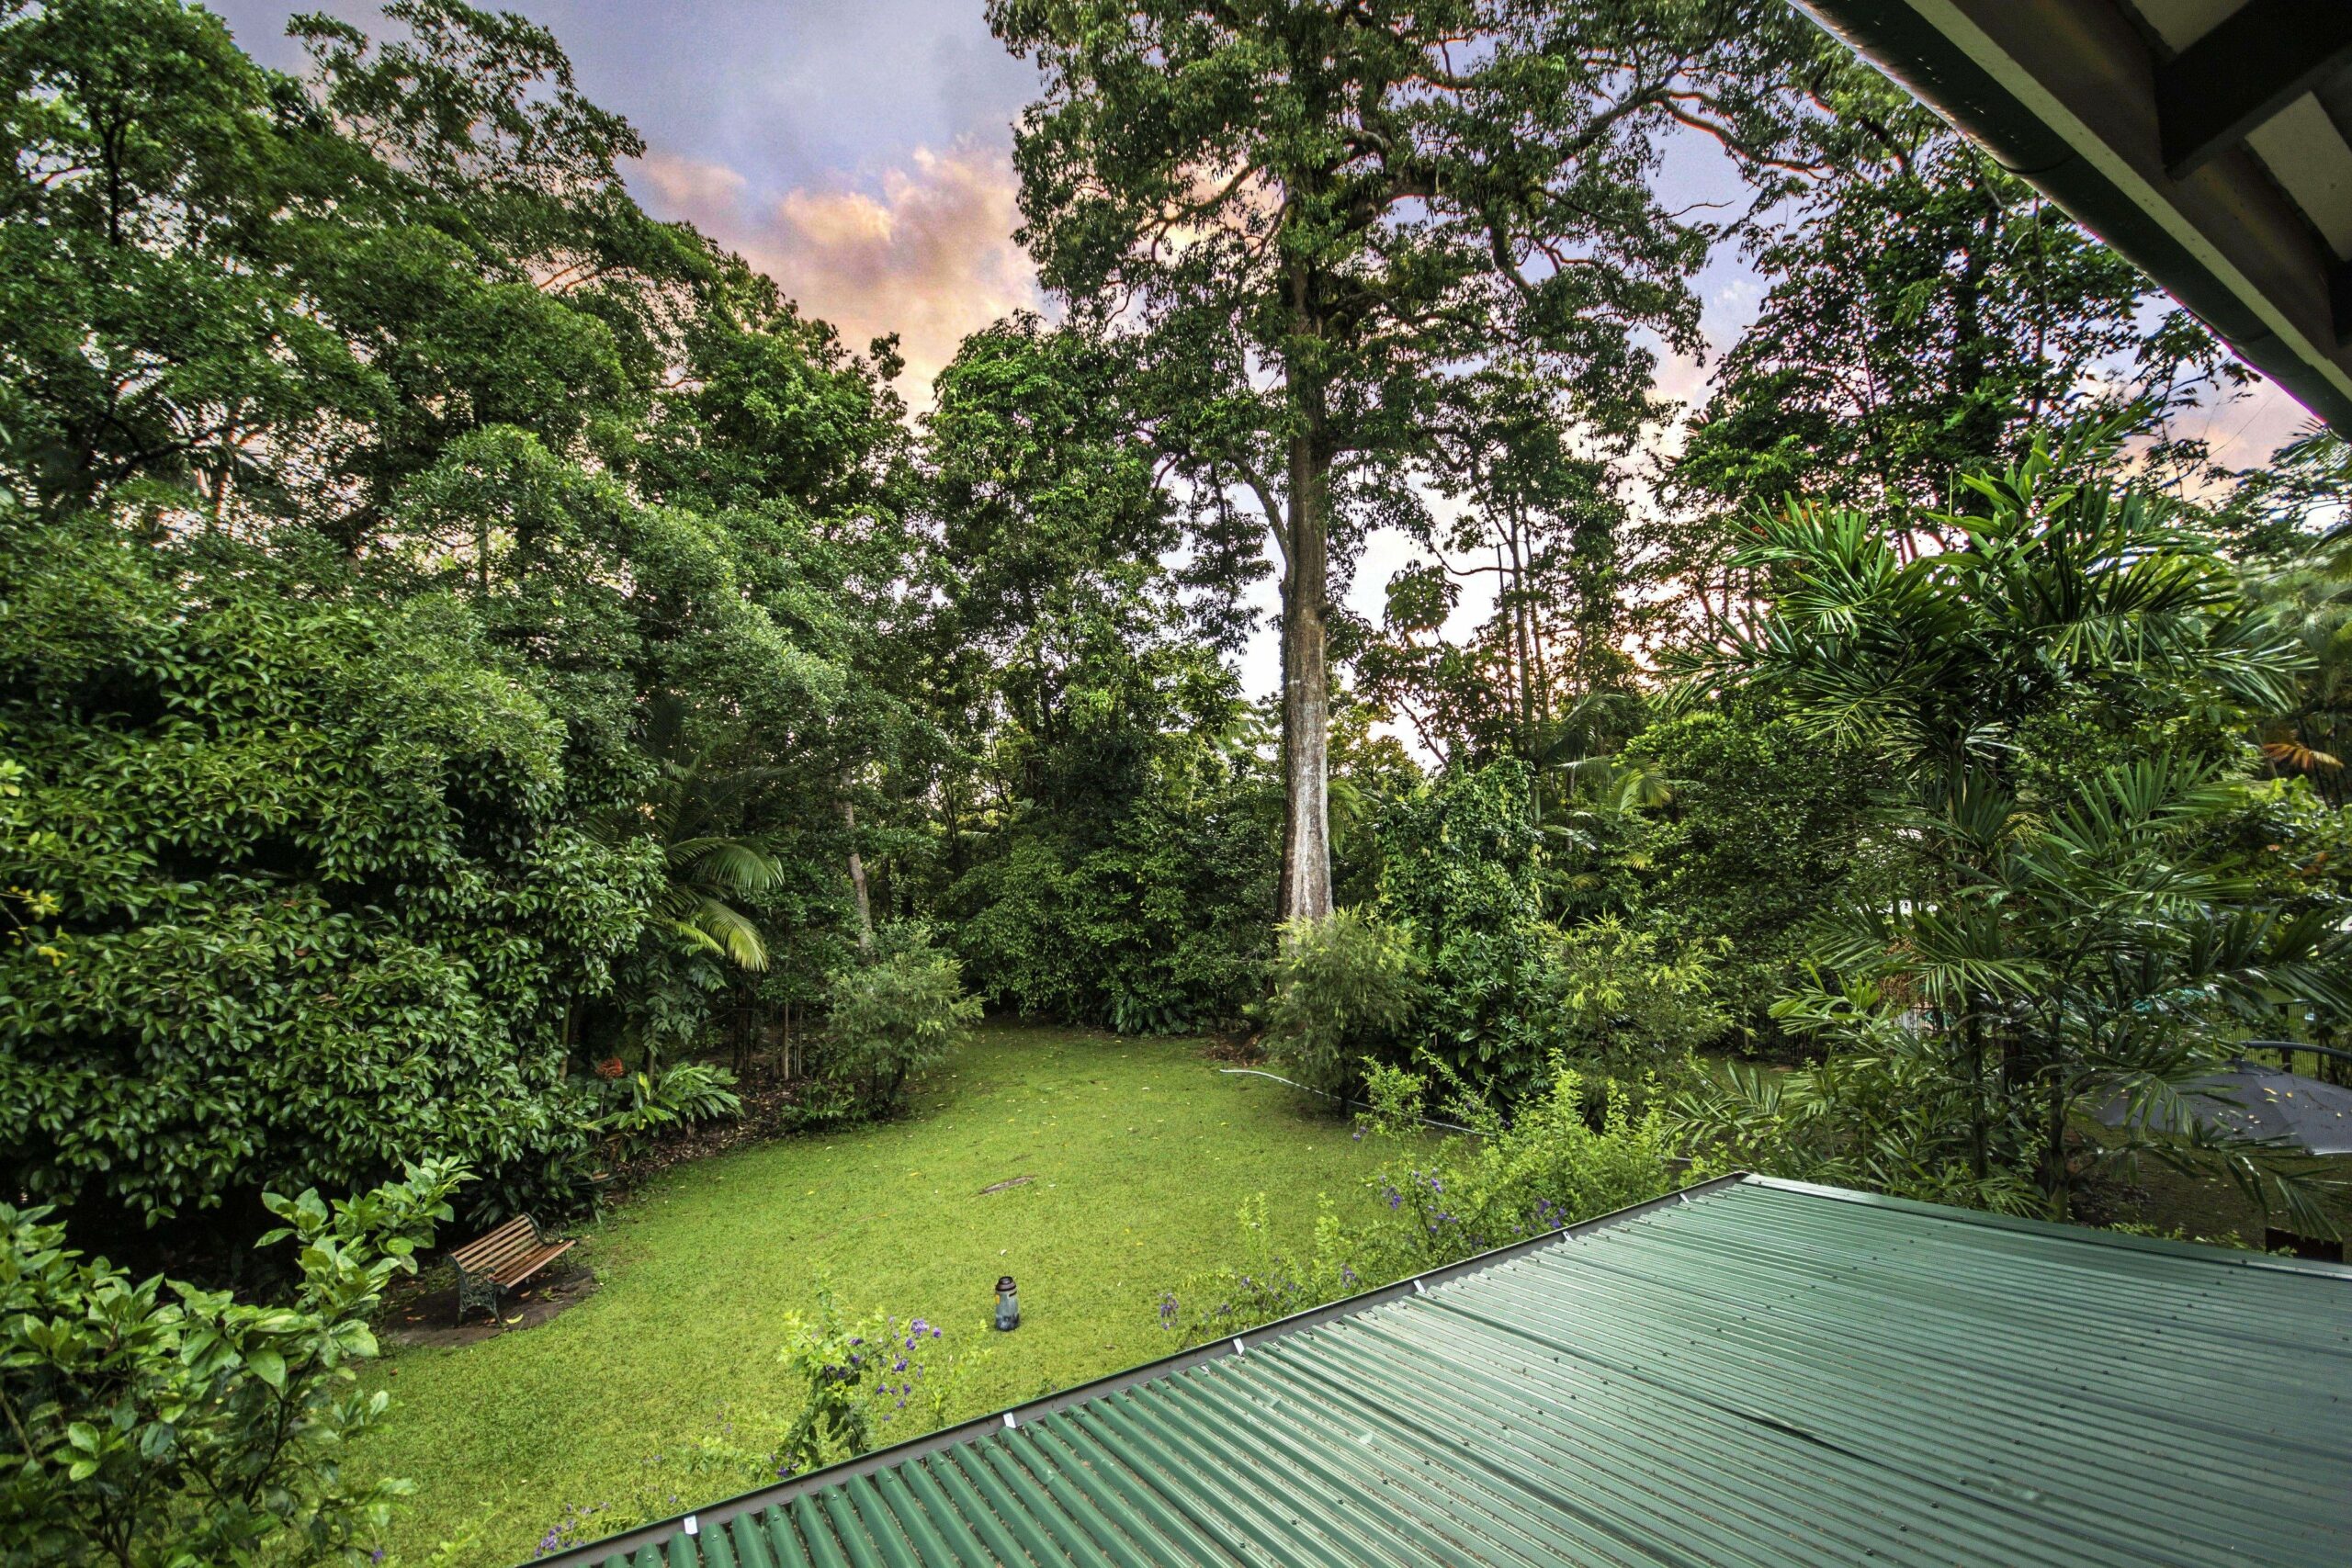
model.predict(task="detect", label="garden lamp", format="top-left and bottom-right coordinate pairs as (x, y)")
top-left (994, 1275), bottom-right (1020, 1331)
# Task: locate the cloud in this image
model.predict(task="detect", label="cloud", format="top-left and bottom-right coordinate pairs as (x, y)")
top-left (633, 142), bottom-right (1042, 401)
top-left (637, 151), bottom-right (750, 214)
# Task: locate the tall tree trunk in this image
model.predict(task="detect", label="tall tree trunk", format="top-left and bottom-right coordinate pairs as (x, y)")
top-left (841, 782), bottom-right (874, 953)
top-left (1279, 381), bottom-right (1334, 930)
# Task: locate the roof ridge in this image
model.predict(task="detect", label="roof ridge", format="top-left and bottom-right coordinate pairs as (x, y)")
top-left (1739, 1174), bottom-right (2352, 1279)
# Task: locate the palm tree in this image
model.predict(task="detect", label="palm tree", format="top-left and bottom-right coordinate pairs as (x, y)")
top-left (1799, 756), bottom-right (2349, 1226)
top-left (625, 699), bottom-right (784, 971)
top-left (1674, 434), bottom-right (2336, 1224)
top-left (2251, 563), bottom-right (2351, 792)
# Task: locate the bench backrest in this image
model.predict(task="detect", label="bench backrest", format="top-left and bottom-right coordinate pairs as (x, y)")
top-left (449, 1215), bottom-right (539, 1274)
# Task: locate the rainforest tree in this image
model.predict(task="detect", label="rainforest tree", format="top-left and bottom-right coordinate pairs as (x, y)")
top-left (989, 0), bottom-right (1832, 927)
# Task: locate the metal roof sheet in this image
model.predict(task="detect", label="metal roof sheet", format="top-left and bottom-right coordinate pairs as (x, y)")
top-left (530, 1174), bottom-right (2352, 1568)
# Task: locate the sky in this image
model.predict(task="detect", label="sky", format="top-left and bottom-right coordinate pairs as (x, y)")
top-left (208, 0), bottom-right (2318, 708)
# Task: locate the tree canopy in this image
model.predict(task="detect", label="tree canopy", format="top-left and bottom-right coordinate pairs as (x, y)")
top-left (3, 0), bottom-right (2345, 1281)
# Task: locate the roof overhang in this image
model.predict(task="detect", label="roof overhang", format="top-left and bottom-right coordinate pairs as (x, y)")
top-left (1793, 0), bottom-right (2352, 437)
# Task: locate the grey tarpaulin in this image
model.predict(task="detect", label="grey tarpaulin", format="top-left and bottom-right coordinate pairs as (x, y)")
top-left (2099, 1058), bottom-right (2352, 1156)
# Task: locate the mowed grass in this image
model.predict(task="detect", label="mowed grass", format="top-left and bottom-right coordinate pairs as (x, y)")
top-left (356, 1024), bottom-right (1407, 1565)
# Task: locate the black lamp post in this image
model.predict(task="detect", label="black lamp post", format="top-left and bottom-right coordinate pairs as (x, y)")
top-left (994, 1274), bottom-right (1020, 1331)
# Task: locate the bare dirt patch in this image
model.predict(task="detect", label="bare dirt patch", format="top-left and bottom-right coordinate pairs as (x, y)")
top-left (380, 1264), bottom-right (600, 1349)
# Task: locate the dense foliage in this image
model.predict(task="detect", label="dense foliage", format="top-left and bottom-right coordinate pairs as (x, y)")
top-left (1261, 909), bottom-right (1423, 1097)
top-left (1154, 1059), bottom-right (1688, 1346)
top-left (0, 0), bottom-right (915, 1259)
top-left (5, 0), bottom-right (2346, 1367)
top-left (9, 1), bottom-right (2352, 1560)
top-left (820, 923), bottom-right (983, 1114)
top-left (0, 1161), bottom-right (463, 1566)
top-left (0, 525), bottom-right (650, 1250)
top-left (1673, 441), bottom-right (2352, 1222)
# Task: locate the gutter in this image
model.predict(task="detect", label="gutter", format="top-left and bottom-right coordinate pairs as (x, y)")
top-left (517, 1171), bottom-right (1751, 1568)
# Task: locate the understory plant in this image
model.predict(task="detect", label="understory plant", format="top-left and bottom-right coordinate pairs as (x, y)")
top-left (1152, 1058), bottom-right (1688, 1347)
top-left (1670, 440), bottom-right (2352, 1229)
top-left (600, 1061), bottom-right (744, 1161)
top-left (821, 922), bottom-right (981, 1113)
top-left (1375, 760), bottom-right (1575, 1099)
top-left (1260, 908), bottom-right (1423, 1097)
top-left (0, 1160), bottom-right (466, 1566)
top-left (773, 1280), bottom-right (982, 1475)
top-left (1549, 917), bottom-right (1731, 1077)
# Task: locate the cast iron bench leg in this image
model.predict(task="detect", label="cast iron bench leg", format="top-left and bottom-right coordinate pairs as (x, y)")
top-left (457, 1268), bottom-right (498, 1325)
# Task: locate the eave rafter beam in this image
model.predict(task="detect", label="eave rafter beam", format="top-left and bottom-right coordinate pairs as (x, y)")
top-left (2156, 0), bottom-right (2352, 179)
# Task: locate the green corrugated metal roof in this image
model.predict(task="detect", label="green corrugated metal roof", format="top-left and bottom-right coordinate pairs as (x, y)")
top-left (531, 1174), bottom-right (2352, 1568)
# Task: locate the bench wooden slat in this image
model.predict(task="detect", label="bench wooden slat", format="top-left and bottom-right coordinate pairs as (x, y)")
top-left (491, 1238), bottom-right (574, 1288)
top-left (448, 1214), bottom-right (574, 1323)
top-left (456, 1231), bottom-right (537, 1271)
top-left (449, 1216), bottom-right (535, 1269)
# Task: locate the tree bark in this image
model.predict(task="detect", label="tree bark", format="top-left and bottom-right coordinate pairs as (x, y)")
top-left (1279, 380), bottom-right (1335, 929)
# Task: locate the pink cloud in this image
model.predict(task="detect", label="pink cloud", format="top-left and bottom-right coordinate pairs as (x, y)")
top-left (633, 144), bottom-right (1042, 401)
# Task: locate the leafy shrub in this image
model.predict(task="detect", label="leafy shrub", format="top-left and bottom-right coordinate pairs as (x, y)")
top-left (470, 1062), bottom-right (744, 1224)
top-left (600, 1062), bottom-right (744, 1159)
top-left (1152, 1059), bottom-right (1688, 1347)
top-left (773, 1282), bottom-right (983, 1472)
top-left (1152, 1192), bottom-right (1367, 1345)
top-left (1261, 909), bottom-right (1423, 1096)
top-left (952, 789), bottom-right (1276, 1036)
top-left (1374, 1063), bottom-right (1689, 1265)
top-left (1621, 702), bottom-right (1884, 1051)
top-left (0, 1160), bottom-right (466, 1565)
top-left (1375, 760), bottom-right (1573, 1096)
top-left (463, 1080), bottom-right (612, 1228)
top-left (1549, 916), bottom-right (1730, 1077)
top-left (0, 526), bottom-right (656, 1248)
top-left (821, 922), bottom-right (981, 1112)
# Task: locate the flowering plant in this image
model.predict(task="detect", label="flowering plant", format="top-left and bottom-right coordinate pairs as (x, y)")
top-left (773, 1277), bottom-right (983, 1476)
top-left (530, 1292), bottom-right (987, 1555)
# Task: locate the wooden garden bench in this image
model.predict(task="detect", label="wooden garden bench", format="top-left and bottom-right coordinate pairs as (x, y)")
top-left (448, 1214), bottom-right (575, 1324)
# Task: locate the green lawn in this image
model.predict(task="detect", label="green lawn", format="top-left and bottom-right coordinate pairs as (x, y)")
top-left (357, 1024), bottom-right (1408, 1565)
